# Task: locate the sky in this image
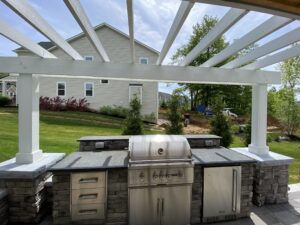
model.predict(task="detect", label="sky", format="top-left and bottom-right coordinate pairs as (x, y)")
top-left (0, 0), bottom-right (299, 94)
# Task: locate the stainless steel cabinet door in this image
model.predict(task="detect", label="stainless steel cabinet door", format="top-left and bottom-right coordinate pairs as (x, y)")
top-left (160, 185), bottom-right (192, 225)
top-left (203, 166), bottom-right (241, 218)
top-left (129, 187), bottom-right (161, 225)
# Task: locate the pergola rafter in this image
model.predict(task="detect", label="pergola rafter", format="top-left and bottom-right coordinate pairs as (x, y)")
top-left (156, 1), bottom-right (194, 65)
top-left (201, 16), bottom-right (292, 67)
top-left (223, 27), bottom-right (300, 69)
top-left (242, 44), bottom-right (300, 70)
top-left (2, 0), bottom-right (83, 60)
top-left (64, 0), bottom-right (110, 62)
top-left (180, 8), bottom-right (248, 66)
top-left (0, 0), bottom-right (300, 164)
top-left (0, 20), bottom-right (56, 58)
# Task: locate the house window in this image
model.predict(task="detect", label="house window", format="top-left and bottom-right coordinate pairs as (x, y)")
top-left (129, 84), bottom-right (142, 104)
top-left (84, 56), bottom-right (94, 61)
top-left (139, 57), bottom-right (148, 64)
top-left (100, 80), bottom-right (109, 85)
top-left (57, 82), bottom-right (66, 96)
top-left (84, 82), bottom-right (94, 97)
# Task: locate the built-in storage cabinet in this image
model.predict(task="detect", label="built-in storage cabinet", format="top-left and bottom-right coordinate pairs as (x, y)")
top-left (71, 172), bottom-right (107, 221)
top-left (129, 185), bottom-right (192, 225)
top-left (203, 166), bottom-right (241, 222)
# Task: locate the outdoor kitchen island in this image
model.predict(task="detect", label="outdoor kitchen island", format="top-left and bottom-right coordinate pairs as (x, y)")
top-left (50, 135), bottom-right (257, 225)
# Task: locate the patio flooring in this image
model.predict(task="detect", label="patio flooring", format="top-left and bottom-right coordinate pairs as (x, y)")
top-left (38, 187), bottom-right (300, 225)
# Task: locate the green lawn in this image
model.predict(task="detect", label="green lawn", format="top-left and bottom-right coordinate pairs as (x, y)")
top-left (0, 107), bottom-right (299, 184)
top-left (0, 107), bottom-right (161, 162)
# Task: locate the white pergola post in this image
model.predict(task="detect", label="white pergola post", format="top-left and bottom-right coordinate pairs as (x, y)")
top-left (1, 81), bottom-right (6, 96)
top-left (248, 84), bottom-right (269, 155)
top-left (16, 74), bottom-right (43, 164)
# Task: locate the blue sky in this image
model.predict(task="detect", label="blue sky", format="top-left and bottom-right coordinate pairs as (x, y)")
top-left (0, 0), bottom-right (299, 94)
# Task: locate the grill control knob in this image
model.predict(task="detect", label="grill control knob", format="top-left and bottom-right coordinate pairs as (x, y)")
top-left (139, 172), bottom-right (145, 180)
top-left (153, 172), bottom-right (158, 180)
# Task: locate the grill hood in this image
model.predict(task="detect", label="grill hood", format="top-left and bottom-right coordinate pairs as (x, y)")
top-left (129, 135), bottom-right (192, 162)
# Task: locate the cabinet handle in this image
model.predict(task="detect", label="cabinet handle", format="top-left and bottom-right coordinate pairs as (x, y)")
top-left (79, 193), bottom-right (98, 200)
top-left (79, 209), bottom-right (97, 215)
top-left (232, 169), bottom-right (237, 212)
top-left (157, 198), bottom-right (160, 216)
top-left (162, 198), bottom-right (164, 216)
top-left (79, 177), bottom-right (98, 183)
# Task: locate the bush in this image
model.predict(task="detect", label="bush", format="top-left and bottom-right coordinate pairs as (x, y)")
top-left (122, 96), bottom-right (143, 135)
top-left (143, 112), bottom-right (156, 123)
top-left (166, 94), bottom-right (183, 134)
top-left (160, 100), bottom-right (168, 109)
top-left (210, 113), bottom-right (233, 148)
top-left (243, 123), bottom-right (251, 146)
top-left (40, 96), bottom-right (90, 112)
top-left (0, 96), bottom-right (11, 107)
top-left (99, 105), bottom-right (129, 118)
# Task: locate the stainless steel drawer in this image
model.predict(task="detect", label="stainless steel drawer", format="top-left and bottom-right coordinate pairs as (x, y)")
top-left (71, 172), bottom-right (106, 189)
top-left (71, 203), bottom-right (105, 221)
top-left (72, 188), bottom-right (105, 205)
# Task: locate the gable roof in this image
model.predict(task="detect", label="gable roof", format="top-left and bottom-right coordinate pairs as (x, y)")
top-left (14, 23), bottom-right (159, 54)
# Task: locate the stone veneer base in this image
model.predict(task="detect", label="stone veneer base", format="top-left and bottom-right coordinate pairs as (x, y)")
top-left (232, 148), bottom-right (293, 207)
top-left (0, 153), bottom-right (65, 224)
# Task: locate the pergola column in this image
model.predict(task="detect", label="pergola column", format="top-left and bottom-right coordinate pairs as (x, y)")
top-left (16, 73), bottom-right (43, 164)
top-left (248, 84), bottom-right (269, 155)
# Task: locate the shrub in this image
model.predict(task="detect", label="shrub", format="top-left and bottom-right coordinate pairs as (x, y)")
top-left (160, 100), bottom-right (168, 109)
top-left (143, 112), bottom-right (156, 123)
top-left (122, 95), bottom-right (143, 135)
top-left (243, 123), bottom-right (251, 146)
top-left (210, 112), bottom-right (233, 148)
top-left (166, 94), bottom-right (183, 134)
top-left (40, 96), bottom-right (90, 112)
top-left (0, 96), bottom-right (11, 107)
top-left (99, 105), bottom-right (129, 118)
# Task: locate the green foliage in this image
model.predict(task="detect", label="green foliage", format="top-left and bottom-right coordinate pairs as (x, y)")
top-left (273, 88), bottom-right (300, 135)
top-left (160, 100), bottom-right (167, 109)
top-left (243, 123), bottom-right (251, 147)
top-left (143, 113), bottom-right (156, 123)
top-left (166, 94), bottom-right (183, 134)
top-left (210, 111), bottom-right (233, 148)
top-left (0, 96), bottom-right (11, 107)
top-left (122, 96), bottom-right (143, 135)
top-left (99, 105), bottom-right (129, 118)
top-left (172, 15), bottom-right (251, 115)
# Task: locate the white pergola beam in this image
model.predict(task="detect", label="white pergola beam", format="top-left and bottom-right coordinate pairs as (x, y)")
top-left (156, 1), bottom-right (194, 65)
top-left (2, 0), bottom-right (83, 60)
top-left (64, 0), bottom-right (110, 62)
top-left (201, 16), bottom-right (292, 67)
top-left (180, 8), bottom-right (247, 66)
top-left (242, 44), bottom-right (300, 70)
top-left (0, 57), bottom-right (281, 85)
top-left (223, 27), bottom-right (300, 69)
top-left (0, 20), bottom-right (56, 59)
top-left (126, 0), bottom-right (135, 63)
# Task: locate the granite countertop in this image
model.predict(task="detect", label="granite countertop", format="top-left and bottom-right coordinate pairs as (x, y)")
top-left (50, 151), bottom-right (129, 171)
top-left (192, 147), bottom-right (256, 165)
top-left (50, 147), bottom-right (256, 171)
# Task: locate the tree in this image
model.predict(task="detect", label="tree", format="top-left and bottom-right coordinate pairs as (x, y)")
top-left (272, 51), bottom-right (300, 135)
top-left (122, 95), bottom-right (143, 135)
top-left (209, 98), bottom-right (233, 147)
top-left (172, 15), bottom-right (251, 115)
top-left (166, 94), bottom-right (183, 134)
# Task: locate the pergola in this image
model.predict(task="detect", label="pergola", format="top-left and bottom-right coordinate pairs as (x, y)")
top-left (0, 0), bottom-right (299, 165)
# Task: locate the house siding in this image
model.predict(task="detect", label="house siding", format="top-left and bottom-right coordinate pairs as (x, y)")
top-left (15, 25), bottom-right (159, 118)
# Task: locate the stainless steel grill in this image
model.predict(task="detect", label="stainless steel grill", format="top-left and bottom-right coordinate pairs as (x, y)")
top-left (128, 135), bottom-right (194, 225)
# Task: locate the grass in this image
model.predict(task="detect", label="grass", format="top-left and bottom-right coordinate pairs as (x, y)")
top-left (0, 107), bottom-right (161, 162)
top-left (230, 135), bottom-right (300, 184)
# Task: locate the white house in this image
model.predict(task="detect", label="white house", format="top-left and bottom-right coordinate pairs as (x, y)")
top-left (1, 23), bottom-right (159, 119)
